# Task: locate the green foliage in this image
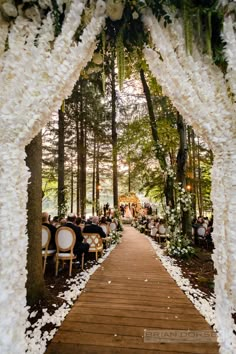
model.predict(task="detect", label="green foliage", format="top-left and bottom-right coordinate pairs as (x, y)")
top-left (166, 232), bottom-right (195, 258)
top-left (110, 230), bottom-right (122, 244)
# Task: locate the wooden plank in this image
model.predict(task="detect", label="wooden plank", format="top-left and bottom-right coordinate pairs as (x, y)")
top-left (74, 301), bottom-right (204, 315)
top-left (46, 342), bottom-right (196, 354)
top-left (68, 306), bottom-right (205, 322)
top-left (64, 313), bottom-right (210, 330)
top-left (51, 331), bottom-right (218, 353)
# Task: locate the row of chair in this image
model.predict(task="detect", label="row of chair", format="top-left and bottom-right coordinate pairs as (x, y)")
top-left (42, 226), bottom-right (106, 276)
top-left (145, 224), bottom-right (169, 243)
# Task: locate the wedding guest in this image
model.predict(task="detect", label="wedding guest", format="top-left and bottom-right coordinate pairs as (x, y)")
top-left (83, 216), bottom-right (106, 238)
top-left (42, 212), bottom-right (56, 249)
top-left (64, 213), bottom-right (89, 260)
top-left (99, 216), bottom-right (110, 235)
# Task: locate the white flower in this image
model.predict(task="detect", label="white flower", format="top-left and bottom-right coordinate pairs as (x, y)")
top-left (132, 11), bottom-right (139, 20)
top-left (106, 0), bottom-right (125, 21)
top-left (2, 2), bottom-right (17, 17)
top-left (92, 52), bottom-right (103, 65)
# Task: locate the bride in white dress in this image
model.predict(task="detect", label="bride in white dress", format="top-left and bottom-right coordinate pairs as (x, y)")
top-left (124, 205), bottom-right (132, 218)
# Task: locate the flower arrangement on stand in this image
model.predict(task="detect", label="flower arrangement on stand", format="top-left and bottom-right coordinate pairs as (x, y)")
top-left (166, 232), bottom-right (194, 258)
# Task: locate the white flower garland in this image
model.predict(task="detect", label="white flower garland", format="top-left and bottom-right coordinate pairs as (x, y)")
top-left (142, 10), bottom-right (236, 354)
top-left (222, 16), bottom-right (236, 97)
top-left (0, 1), bottom-right (106, 353)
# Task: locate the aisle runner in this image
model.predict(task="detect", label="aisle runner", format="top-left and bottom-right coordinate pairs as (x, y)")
top-left (46, 225), bottom-right (218, 354)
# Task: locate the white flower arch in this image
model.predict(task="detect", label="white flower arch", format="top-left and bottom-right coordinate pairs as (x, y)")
top-left (0, 1), bottom-right (235, 353)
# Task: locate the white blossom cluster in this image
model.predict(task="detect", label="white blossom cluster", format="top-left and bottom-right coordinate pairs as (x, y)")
top-left (109, 230), bottom-right (122, 244)
top-left (25, 243), bottom-right (118, 354)
top-left (166, 232), bottom-right (194, 258)
top-left (142, 11), bottom-right (236, 353)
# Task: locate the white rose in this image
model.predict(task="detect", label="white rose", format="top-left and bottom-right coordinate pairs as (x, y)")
top-left (93, 53), bottom-right (103, 65)
top-left (132, 11), bottom-right (139, 20)
top-left (106, 0), bottom-right (125, 21)
top-left (2, 1), bottom-right (17, 17)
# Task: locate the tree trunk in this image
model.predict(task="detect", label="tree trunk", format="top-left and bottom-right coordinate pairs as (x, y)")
top-left (58, 108), bottom-right (65, 216)
top-left (80, 106), bottom-right (87, 217)
top-left (70, 155), bottom-right (74, 213)
top-left (140, 68), bottom-right (174, 207)
top-left (111, 49), bottom-right (118, 208)
top-left (96, 143), bottom-right (100, 215)
top-left (26, 133), bottom-right (46, 305)
top-left (191, 128), bottom-right (197, 214)
top-left (176, 113), bottom-right (192, 237)
top-left (92, 137), bottom-right (96, 216)
top-left (76, 112), bottom-right (81, 215)
top-left (197, 137), bottom-right (203, 215)
top-left (128, 155), bottom-right (131, 193)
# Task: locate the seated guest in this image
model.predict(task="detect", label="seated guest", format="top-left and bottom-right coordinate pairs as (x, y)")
top-left (52, 216), bottom-right (61, 228)
top-left (42, 212), bottom-right (56, 249)
top-left (76, 216), bottom-right (85, 231)
top-left (99, 216), bottom-right (110, 235)
top-left (83, 216), bottom-right (106, 238)
top-left (59, 216), bottom-right (67, 226)
top-left (64, 213), bottom-right (89, 260)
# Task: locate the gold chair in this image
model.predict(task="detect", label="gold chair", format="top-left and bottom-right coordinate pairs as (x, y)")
top-left (42, 226), bottom-right (56, 275)
top-left (82, 233), bottom-right (103, 269)
top-left (55, 227), bottom-right (76, 276)
top-left (100, 224), bottom-right (112, 248)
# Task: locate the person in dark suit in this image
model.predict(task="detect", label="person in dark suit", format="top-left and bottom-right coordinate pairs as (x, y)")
top-left (83, 216), bottom-right (106, 238)
top-left (42, 212), bottom-right (56, 249)
top-left (64, 213), bottom-right (89, 259)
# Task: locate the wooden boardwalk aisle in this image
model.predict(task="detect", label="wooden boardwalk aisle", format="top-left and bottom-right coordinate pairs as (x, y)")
top-left (46, 225), bottom-right (218, 354)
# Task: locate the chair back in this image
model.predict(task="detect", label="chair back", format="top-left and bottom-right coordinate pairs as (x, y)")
top-left (42, 226), bottom-right (51, 249)
top-left (158, 225), bottom-right (166, 235)
top-left (110, 222), bottom-right (117, 231)
top-left (100, 224), bottom-right (108, 235)
top-left (150, 227), bottom-right (157, 237)
top-left (55, 227), bottom-right (76, 252)
top-left (197, 226), bottom-right (206, 237)
top-left (83, 233), bottom-right (103, 251)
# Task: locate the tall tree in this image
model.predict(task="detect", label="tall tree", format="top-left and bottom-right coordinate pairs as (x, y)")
top-left (140, 68), bottom-right (174, 207)
top-left (58, 108), bottom-right (65, 216)
top-left (26, 133), bottom-right (46, 305)
top-left (176, 113), bottom-right (192, 236)
top-left (111, 48), bottom-right (118, 207)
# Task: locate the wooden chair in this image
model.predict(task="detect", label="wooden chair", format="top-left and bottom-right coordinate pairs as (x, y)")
top-left (55, 227), bottom-right (76, 276)
top-left (196, 226), bottom-right (207, 248)
top-left (150, 226), bottom-right (158, 239)
top-left (42, 226), bottom-right (56, 275)
top-left (100, 224), bottom-right (112, 248)
top-left (110, 222), bottom-right (117, 231)
top-left (156, 224), bottom-right (168, 243)
top-left (82, 233), bottom-right (103, 269)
